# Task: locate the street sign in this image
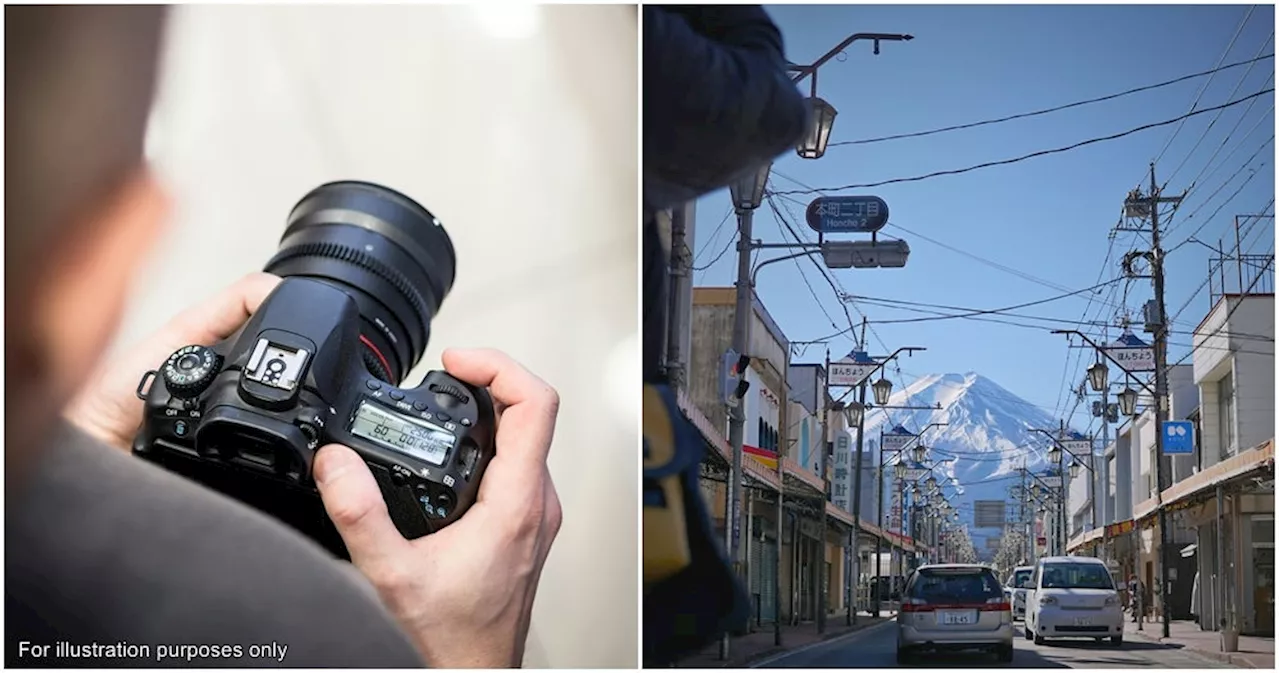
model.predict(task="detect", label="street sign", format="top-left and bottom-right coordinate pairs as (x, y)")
top-left (1162, 420), bottom-right (1195, 455)
top-left (829, 350), bottom-right (879, 387)
top-left (820, 239), bottom-right (910, 269)
top-left (805, 196), bottom-right (890, 233)
top-left (882, 427), bottom-right (916, 456)
top-left (1104, 332), bottom-right (1156, 372)
top-left (1062, 439), bottom-right (1092, 455)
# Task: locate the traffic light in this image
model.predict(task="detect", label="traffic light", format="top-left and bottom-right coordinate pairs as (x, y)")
top-left (721, 350), bottom-right (751, 407)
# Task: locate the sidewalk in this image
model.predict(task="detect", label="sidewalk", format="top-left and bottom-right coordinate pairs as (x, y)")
top-left (1125, 619), bottom-right (1274, 669)
top-left (673, 612), bottom-right (892, 668)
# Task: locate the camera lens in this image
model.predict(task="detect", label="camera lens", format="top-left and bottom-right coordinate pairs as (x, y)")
top-left (263, 181), bottom-right (456, 383)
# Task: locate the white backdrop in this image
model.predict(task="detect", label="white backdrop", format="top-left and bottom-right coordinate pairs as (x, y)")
top-left (115, 5), bottom-right (638, 667)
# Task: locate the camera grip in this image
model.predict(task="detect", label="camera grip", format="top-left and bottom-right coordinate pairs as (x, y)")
top-left (367, 462), bottom-right (433, 540)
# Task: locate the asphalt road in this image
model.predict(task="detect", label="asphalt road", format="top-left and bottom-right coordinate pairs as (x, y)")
top-left (753, 618), bottom-right (1232, 668)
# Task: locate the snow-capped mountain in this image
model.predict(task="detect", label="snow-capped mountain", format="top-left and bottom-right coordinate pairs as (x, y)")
top-left (855, 372), bottom-right (1072, 560)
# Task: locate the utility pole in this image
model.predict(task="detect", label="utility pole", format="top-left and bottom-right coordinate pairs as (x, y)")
top-left (1058, 419), bottom-right (1068, 557)
top-left (848, 318), bottom-right (870, 626)
top-left (1093, 375), bottom-right (1112, 559)
top-left (1147, 164), bottom-right (1179, 639)
top-left (1021, 464), bottom-right (1031, 563)
top-left (874, 427), bottom-right (884, 617)
top-left (663, 203), bottom-right (695, 390)
top-left (721, 205), bottom-right (754, 659)
top-left (817, 349), bottom-right (831, 634)
top-left (1118, 163), bottom-right (1182, 638)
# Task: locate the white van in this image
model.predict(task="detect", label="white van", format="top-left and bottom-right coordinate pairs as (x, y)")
top-left (1025, 556), bottom-right (1123, 646)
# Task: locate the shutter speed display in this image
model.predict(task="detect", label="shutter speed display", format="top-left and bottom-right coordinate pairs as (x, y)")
top-left (350, 400), bottom-right (454, 466)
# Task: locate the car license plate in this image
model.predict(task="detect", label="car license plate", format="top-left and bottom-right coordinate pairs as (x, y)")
top-left (1074, 617), bottom-right (1093, 626)
top-left (937, 610), bottom-right (977, 626)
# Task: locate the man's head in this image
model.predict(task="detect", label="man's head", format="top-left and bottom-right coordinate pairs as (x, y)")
top-left (5, 6), bottom-right (170, 466)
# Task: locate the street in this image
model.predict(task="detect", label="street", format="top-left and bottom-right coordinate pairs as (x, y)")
top-left (754, 620), bottom-right (1233, 668)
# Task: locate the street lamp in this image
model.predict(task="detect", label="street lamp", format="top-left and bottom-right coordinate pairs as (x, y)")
top-left (912, 444), bottom-right (927, 464)
top-left (925, 475), bottom-right (938, 492)
top-left (1070, 461), bottom-right (1081, 480)
top-left (1047, 444), bottom-right (1061, 465)
top-left (872, 378), bottom-right (894, 406)
top-left (729, 161), bottom-right (771, 212)
top-left (1087, 361), bottom-right (1108, 393)
top-left (894, 460), bottom-right (908, 480)
top-left (1117, 387), bottom-right (1139, 417)
top-left (797, 97), bottom-right (839, 159)
top-left (844, 401), bottom-right (865, 428)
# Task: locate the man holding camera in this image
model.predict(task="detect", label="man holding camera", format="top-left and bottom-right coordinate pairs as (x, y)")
top-left (6, 6), bottom-right (560, 667)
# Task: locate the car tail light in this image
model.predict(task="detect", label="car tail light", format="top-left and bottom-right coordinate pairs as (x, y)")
top-left (980, 597), bottom-right (1011, 612)
top-left (901, 598), bottom-right (934, 613)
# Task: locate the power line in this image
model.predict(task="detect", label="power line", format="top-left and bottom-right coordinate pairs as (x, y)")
top-left (846, 296), bottom-right (1275, 357)
top-left (1166, 135), bottom-right (1274, 254)
top-left (1153, 5), bottom-right (1257, 166)
top-left (763, 193), bottom-right (842, 329)
top-left (1167, 200), bottom-right (1274, 326)
top-left (1172, 81), bottom-right (1274, 207)
top-left (691, 207), bottom-right (736, 271)
top-left (1165, 240), bottom-right (1276, 370)
top-left (770, 88), bottom-right (1274, 196)
top-left (1164, 30), bottom-right (1274, 187)
top-left (844, 279), bottom-right (1124, 326)
top-left (828, 53), bottom-right (1275, 148)
top-left (769, 173), bottom-right (1148, 323)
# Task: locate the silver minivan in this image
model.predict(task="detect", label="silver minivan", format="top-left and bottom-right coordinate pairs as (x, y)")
top-left (896, 563), bottom-right (1015, 663)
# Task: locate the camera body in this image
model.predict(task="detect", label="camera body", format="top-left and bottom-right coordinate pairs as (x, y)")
top-left (133, 278), bottom-right (495, 556)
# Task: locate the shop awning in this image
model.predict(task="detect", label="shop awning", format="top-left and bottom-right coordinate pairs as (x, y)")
top-left (677, 387), bottom-right (782, 491)
top-left (1180, 543), bottom-right (1197, 558)
top-left (1160, 439), bottom-right (1274, 508)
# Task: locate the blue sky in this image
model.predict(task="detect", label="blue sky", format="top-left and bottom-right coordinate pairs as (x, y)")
top-left (690, 4), bottom-right (1276, 434)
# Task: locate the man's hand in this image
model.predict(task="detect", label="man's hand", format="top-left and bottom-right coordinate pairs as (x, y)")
top-left (64, 273), bottom-right (282, 452)
top-left (314, 348), bottom-right (563, 668)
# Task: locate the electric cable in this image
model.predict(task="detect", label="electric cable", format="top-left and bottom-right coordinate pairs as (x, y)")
top-left (769, 88), bottom-right (1274, 196)
top-left (691, 206), bottom-right (735, 269)
top-left (1166, 136), bottom-right (1274, 254)
top-left (827, 53), bottom-right (1275, 148)
top-left (1152, 5), bottom-right (1257, 167)
top-left (1164, 30), bottom-right (1274, 188)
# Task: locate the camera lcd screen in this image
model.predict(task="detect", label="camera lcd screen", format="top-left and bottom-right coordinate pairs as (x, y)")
top-left (349, 401), bottom-right (454, 467)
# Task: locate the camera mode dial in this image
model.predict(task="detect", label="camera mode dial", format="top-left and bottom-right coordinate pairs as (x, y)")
top-left (162, 345), bottom-right (222, 398)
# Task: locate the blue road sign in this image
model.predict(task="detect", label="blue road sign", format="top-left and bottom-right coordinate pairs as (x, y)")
top-left (806, 196), bottom-right (890, 233)
top-left (1162, 420), bottom-right (1195, 455)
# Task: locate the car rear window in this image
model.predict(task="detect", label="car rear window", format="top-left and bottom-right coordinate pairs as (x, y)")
top-left (1013, 569), bottom-right (1032, 586)
top-left (910, 567), bottom-right (1003, 602)
top-left (1039, 562), bottom-right (1115, 590)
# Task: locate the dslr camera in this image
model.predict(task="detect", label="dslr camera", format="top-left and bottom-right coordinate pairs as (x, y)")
top-left (133, 181), bottom-right (495, 558)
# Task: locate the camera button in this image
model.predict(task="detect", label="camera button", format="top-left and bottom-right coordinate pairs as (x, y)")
top-left (435, 412), bottom-right (451, 423)
top-left (389, 390), bottom-right (405, 401)
top-left (365, 380), bottom-right (382, 391)
top-left (412, 400), bottom-right (428, 412)
top-left (460, 418), bottom-right (472, 427)
top-left (174, 420), bottom-right (190, 437)
top-left (390, 470), bottom-right (408, 486)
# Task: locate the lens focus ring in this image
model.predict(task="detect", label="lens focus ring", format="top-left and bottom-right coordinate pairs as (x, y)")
top-left (265, 240), bottom-right (434, 336)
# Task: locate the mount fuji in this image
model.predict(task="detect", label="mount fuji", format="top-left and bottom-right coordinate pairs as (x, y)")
top-left (854, 372), bottom-right (1073, 560)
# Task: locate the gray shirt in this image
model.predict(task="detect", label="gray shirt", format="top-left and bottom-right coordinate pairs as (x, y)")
top-left (6, 421), bottom-right (423, 668)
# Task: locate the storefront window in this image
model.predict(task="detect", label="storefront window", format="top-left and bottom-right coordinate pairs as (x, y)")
top-left (1218, 374), bottom-right (1236, 458)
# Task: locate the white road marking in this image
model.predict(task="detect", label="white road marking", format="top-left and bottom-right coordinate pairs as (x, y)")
top-left (750, 618), bottom-right (897, 668)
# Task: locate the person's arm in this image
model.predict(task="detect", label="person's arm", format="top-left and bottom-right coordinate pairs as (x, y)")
top-left (642, 5), bottom-right (809, 212)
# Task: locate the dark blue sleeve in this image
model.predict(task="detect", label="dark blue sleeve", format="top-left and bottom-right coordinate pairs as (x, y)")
top-left (643, 6), bottom-right (810, 212)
